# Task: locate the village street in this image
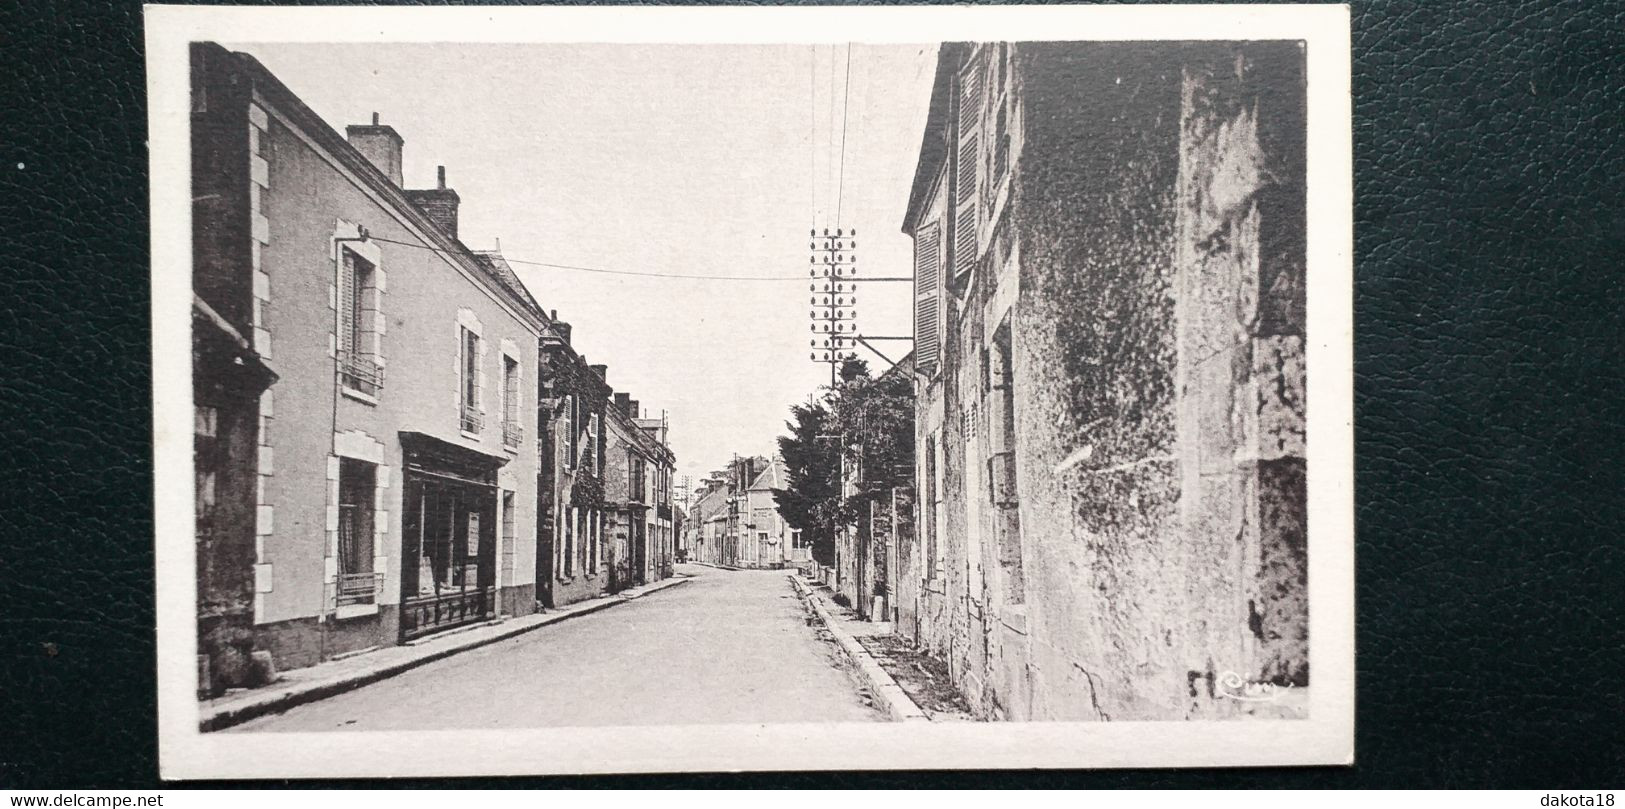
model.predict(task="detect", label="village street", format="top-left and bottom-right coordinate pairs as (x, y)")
top-left (230, 566), bottom-right (881, 731)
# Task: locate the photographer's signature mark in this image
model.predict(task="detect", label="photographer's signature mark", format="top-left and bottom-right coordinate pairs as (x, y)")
top-left (1215, 671), bottom-right (1294, 702)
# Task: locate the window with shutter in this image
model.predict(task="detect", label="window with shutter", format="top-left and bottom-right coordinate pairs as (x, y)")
top-left (953, 52), bottom-right (986, 283)
top-left (459, 328), bottom-right (482, 433)
top-left (340, 251), bottom-right (359, 354)
top-left (913, 221), bottom-right (942, 373)
top-left (988, 45), bottom-right (1012, 211)
top-left (563, 395), bottom-right (575, 469)
top-left (338, 249), bottom-right (383, 396)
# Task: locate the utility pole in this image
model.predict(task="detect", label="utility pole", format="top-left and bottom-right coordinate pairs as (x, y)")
top-left (807, 227), bottom-right (859, 388)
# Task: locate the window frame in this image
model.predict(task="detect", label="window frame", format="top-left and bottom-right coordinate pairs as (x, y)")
top-left (334, 457), bottom-right (381, 613)
top-left (336, 243), bottom-right (385, 400)
top-left (459, 327), bottom-right (483, 435)
top-left (500, 353), bottom-right (522, 449)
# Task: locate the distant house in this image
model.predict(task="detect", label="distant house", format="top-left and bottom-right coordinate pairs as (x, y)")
top-left (738, 457), bottom-right (793, 570)
top-left (602, 393), bottom-right (677, 590)
top-left (535, 326), bottom-right (611, 608)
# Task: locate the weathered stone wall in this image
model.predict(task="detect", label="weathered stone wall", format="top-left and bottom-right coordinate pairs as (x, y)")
top-left (901, 41), bottom-right (1306, 721)
top-left (1013, 43), bottom-right (1185, 721)
top-left (893, 486), bottom-right (918, 633)
top-left (1173, 43), bottom-right (1308, 703)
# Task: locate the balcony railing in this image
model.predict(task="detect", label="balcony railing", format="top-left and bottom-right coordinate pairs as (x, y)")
top-left (338, 351), bottom-right (384, 396)
top-left (502, 420), bottom-right (523, 448)
top-left (460, 406), bottom-right (483, 434)
top-left (334, 571), bottom-right (384, 607)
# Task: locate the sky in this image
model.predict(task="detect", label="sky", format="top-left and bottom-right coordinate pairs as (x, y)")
top-left (233, 42), bottom-right (937, 492)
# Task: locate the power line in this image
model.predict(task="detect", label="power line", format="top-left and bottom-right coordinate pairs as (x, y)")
top-left (827, 43), bottom-right (838, 220)
top-left (836, 43), bottom-right (853, 226)
top-left (363, 234), bottom-right (806, 282)
top-left (809, 44), bottom-right (817, 227)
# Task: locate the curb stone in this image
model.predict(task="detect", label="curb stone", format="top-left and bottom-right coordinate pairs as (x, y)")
top-left (789, 574), bottom-right (929, 723)
top-left (199, 576), bottom-right (691, 732)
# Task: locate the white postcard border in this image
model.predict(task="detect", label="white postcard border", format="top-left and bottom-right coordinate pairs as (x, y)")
top-left (149, 3), bottom-right (1354, 779)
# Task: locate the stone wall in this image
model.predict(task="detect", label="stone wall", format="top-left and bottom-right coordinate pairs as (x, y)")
top-left (1173, 43), bottom-right (1308, 699)
top-left (901, 41), bottom-right (1307, 721)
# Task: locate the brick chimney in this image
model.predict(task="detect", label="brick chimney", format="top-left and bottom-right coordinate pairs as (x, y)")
top-left (552, 321), bottom-right (572, 344)
top-left (614, 392), bottom-right (630, 414)
top-left (405, 165), bottom-right (460, 240)
top-left (591, 364), bottom-right (607, 380)
top-left (627, 399), bottom-right (640, 419)
top-left (345, 113), bottom-right (404, 187)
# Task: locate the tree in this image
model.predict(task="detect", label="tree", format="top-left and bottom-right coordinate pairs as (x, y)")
top-left (773, 400), bottom-right (840, 565)
top-left (773, 357), bottom-right (916, 567)
top-left (833, 358), bottom-right (915, 502)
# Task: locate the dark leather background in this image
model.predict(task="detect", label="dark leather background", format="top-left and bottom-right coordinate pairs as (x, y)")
top-left (1, 0), bottom-right (1621, 788)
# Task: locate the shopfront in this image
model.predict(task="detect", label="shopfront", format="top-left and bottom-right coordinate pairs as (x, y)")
top-left (398, 432), bottom-right (505, 641)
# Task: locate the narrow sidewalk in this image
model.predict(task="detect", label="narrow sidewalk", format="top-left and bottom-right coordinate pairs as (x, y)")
top-left (199, 575), bottom-right (691, 732)
top-left (790, 574), bottom-right (975, 722)
top-left (789, 574), bottom-right (929, 722)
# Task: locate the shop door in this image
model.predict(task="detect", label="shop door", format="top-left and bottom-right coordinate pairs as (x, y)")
top-left (400, 474), bottom-right (498, 641)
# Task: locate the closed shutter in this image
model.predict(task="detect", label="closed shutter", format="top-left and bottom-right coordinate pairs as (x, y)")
top-left (988, 44), bottom-right (1011, 209)
top-left (339, 251), bottom-right (358, 354)
top-left (954, 52), bottom-right (986, 281)
top-left (913, 222), bottom-right (942, 373)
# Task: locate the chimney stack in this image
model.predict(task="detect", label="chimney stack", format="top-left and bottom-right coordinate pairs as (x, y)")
top-left (405, 164), bottom-right (461, 240)
top-left (345, 113), bottom-right (404, 188)
top-left (627, 399), bottom-right (640, 419)
top-left (591, 364), bottom-right (607, 380)
top-left (614, 392), bottom-right (630, 413)
top-left (552, 321), bottom-right (572, 344)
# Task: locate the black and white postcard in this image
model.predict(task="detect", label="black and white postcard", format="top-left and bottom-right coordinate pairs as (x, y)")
top-left (148, 3), bottom-right (1354, 778)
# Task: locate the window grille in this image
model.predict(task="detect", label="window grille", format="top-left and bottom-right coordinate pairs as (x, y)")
top-left (339, 350), bottom-right (384, 397)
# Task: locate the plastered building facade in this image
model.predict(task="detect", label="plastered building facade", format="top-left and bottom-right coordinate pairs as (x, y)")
top-left (191, 43), bottom-right (543, 676)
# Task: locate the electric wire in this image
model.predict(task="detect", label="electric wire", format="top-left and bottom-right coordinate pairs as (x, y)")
top-left (836, 43), bottom-right (853, 227)
top-left (363, 234), bottom-right (807, 282)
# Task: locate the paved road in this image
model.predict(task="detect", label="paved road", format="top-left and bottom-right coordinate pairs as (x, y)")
top-left (233, 565), bottom-right (880, 730)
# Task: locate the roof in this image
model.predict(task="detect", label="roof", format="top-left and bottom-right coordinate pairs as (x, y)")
top-left (876, 349), bottom-right (916, 386)
top-left (747, 456), bottom-right (787, 492)
top-left (200, 43), bottom-right (547, 330)
top-left (901, 44), bottom-right (967, 235)
top-left (472, 252), bottom-right (546, 321)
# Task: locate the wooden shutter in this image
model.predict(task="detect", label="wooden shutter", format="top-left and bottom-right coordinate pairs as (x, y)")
top-left (913, 222), bottom-right (942, 373)
top-left (953, 53), bottom-right (986, 281)
top-left (988, 44), bottom-right (1011, 209)
top-left (339, 251), bottom-right (358, 354)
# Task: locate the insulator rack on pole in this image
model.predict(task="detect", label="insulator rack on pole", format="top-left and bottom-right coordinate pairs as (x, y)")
top-left (806, 226), bottom-right (860, 386)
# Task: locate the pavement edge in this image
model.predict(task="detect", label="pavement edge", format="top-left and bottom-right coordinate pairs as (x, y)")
top-left (199, 576), bottom-right (692, 732)
top-left (788, 574), bottom-right (930, 723)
